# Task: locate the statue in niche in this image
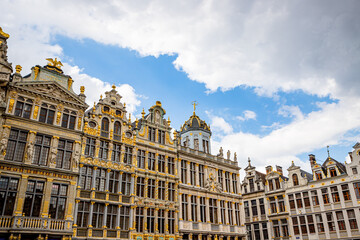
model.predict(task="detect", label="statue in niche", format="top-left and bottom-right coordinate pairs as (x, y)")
top-left (0, 137), bottom-right (8, 156)
top-left (155, 110), bottom-right (161, 124)
top-left (50, 148), bottom-right (57, 164)
top-left (217, 147), bottom-right (223, 157)
top-left (194, 139), bottom-right (199, 150)
top-left (184, 136), bottom-right (190, 147)
top-left (26, 141), bottom-right (35, 161)
top-left (72, 147), bottom-right (81, 169)
top-left (227, 150), bottom-right (231, 160)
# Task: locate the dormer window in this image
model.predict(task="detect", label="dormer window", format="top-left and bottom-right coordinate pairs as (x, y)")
top-left (268, 179), bottom-right (274, 191)
top-left (101, 118), bottom-right (109, 138)
top-left (249, 178), bottom-right (254, 192)
top-left (329, 167), bottom-right (337, 177)
top-left (14, 97), bottom-right (33, 119)
top-left (103, 106), bottom-right (110, 112)
top-left (148, 127), bottom-right (156, 142)
top-left (111, 101), bottom-right (116, 106)
top-left (292, 174), bottom-right (299, 186)
top-left (275, 178), bottom-right (281, 189)
top-left (158, 130), bottom-right (165, 144)
top-left (315, 171), bottom-right (323, 180)
top-left (114, 121), bottom-right (121, 141)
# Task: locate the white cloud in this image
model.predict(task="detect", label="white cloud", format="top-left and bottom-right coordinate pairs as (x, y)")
top-left (236, 110), bottom-right (257, 121)
top-left (205, 111), bottom-right (233, 135)
top-left (278, 105), bottom-right (304, 121)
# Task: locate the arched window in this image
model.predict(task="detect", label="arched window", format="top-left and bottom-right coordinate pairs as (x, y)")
top-left (292, 174), bottom-right (299, 186)
top-left (14, 97), bottom-right (33, 119)
top-left (101, 118), bottom-right (110, 138)
top-left (114, 121), bottom-right (121, 141)
top-left (39, 103), bottom-right (56, 124)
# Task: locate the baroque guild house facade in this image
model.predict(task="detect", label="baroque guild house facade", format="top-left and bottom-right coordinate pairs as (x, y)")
top-left (1, 27), bottom-right (360, 240)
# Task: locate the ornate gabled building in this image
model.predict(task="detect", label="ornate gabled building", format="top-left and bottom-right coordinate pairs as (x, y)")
top-left (0, 28), bottom-right (88, 240)
top-left (177, 110), bottom-right (246, 240)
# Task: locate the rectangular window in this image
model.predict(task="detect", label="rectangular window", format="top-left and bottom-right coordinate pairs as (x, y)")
top-left (278, 195), bottom-right (285, 212)
top-left (353, 182), bottom-right (360, 199)
top-left (32, 134), bottom-right (51, 166)
top-left (220, 200), bottom-right (226, 224)
top-left (268, 179), bottom-right (273, 191)
top-left (79, 165), bottom-right (93, 190)
top-left (281, 219), bottom-right (289, 237)
top-left (121, 173), bottom-right (131, 195)
top-left (347, 209), bottom-right (358, 230)
top-left (249, 178), bottom-right (254, 192)
top-left (307, 215), bottom-right (315, 233)
top-left (329, 167), bottom-right (337, 177)
top-left (311, 190), bottom-right (319, 206)
top-left (148, 127), bottom-right (156, 142)
top-left (316, 214), bottom-right (325, 232)
top-left (98, 140), bottom-right (109, 160)
top-left (168, 210), bottom-right (175, 234)
top-left (181, 160), bottom-right (187, 184)
top-left (295, 193), bottom-right (302, 207)
top-left (168, 182), bottom-right (175, 201)
top-left (168, 157), bottom-right (175, 175)
top-left (303, 192), bottom-right (310, 207)
top-left (147, 179), bottom-right (155, 198)
top-left (0, 177), bottom-right (19, 216)
top-left (56, 139), bottom-right (73, 169)
top-left (136, 177), bottom-right (145, 197)
top-left (147, 208), bottom-right (155, 233)
top-left (108, 170), bottom-right (120, 193)
top-left (326, 212), bottom-right (335, 231)
top-left (251, 199), bottom-right (258, 216)
top-left (273, 220), bottom-right (280, 238)
top-left (123, 146), bottom-right (132, 164)
top-left (246, 225), bottom-right (252, 240)
top-left (158, 180), bottom-right (165, 200)
top-left (199, 197), bottom-right (206, 222)
top-left (92, 203), bottom-right (105, 228)
top-left (225, 172), bottom-right (231, 192)
top-left (244, 201), bottom-right (250, 217)
top-left (275, 178), bottom-right (281, 189)
top-left (202, 139), bottom-right (209, 153)
top-left (182, 194), bottom-right (188, 221)
top-left (76, 201), bottom-right (90, 227)
top-left (190, 162), bottom-right (196, 185)
top-left (5, 129), bottom-right (28, 162)
top-left (227, 202), bottom-right (233, 225)
top-left (158, 209), bottom-right (165, 233)
top-left (292, 217), bottom-right (299, 235)
top-left (199, 165), bottom-right (205, 187)
top-left (111, 143), bottom-right (121, 162)
top-left (316, 171), bottom-right (323, 180)
top-left (299, 216), bottom-right (307, 234)
top-left (137, 149), bottom-right (145, 168)
top-left (191, 195), bottom-right (197, 221)
top-left (341, 184), bottom-right (351, 201)
top-left (14, 99), bottom-right (32, 119)
top-left (259, 198), bottom-right (265, 215)
top-left (39, 105), bottom-right (55, 124)
top-left (270, 197), bottom-right (277, 214)
top-left (336, 211), bottom-right (346, 231)
top-left (136, 207), bottom-right (144, 232)
top-left (218, 170), bottom-right (223, 188)
top-left (23, 180), bottom-right (44, 217)
top-left (106, 204), bottom-right (118, 229)
top-left (49, 183), bottom-right (67, 219)
top-left (322, 188), bottom-right (330, 204)
top-left (120, 206), bottom-right (130, 230)
top-left (331, 186), bottom-right (340, 203)
top-left (148, 152), bottom-right (156, 171)
top-left (289, 194), bottom-right (295, 209)
top-left (158, 130), bottom-right (165, 144)
top-left (95, 168), bottom-right (106, 191)
top-left (232, 174), bottom-right (238, 194)
top-left (85, 138), bottom-right (96, 157)
top-left (235, 203), bottom-right (241, 225)
top-left (262, 223), bottom-right (269, 240)
top-left (158, 154), bottom-right (165, 172)
top-left (209, 198), bottom-right (218, 224)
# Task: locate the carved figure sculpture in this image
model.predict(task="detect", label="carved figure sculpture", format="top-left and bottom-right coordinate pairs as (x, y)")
top-left (227, 150), bottom-right (230, 159)
top-left (0, 137), bottom-right (7, 155)
top-left (26, 141), bottom-right (35, 161)
top-left (50, 148), bottom-right (57, 164)
top-left (217, 147), bottom-right (223, 157)
top-left (72, 147), bottom-right (81, 169)
top-left (234, 152), bottom-right (237, 161)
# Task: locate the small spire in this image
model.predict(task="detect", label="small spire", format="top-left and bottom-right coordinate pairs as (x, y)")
top-left (327, 145), bottom-right (330, 159)
top-left (128, 113), bottom-right (131, 123)
top-left (192, 101), bottom-right (198, 115)
top-left (141, 108), bottom-right (145, 119)
top-left (135, 118), bottom-right (139, 128)
top-left (248, 157), bottom-right (251, 166)
top-left (167, 116), bottom-right (171, 126)
top-left (112, 84), bottom-right (116, 90)
top-left (80, 86), bottom-right (85, 94)
top-left (100, 94), bottom-right (103, 99)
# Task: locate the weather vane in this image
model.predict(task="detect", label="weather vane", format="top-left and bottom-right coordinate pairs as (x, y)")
top-left (192, 101), bottom-right (198, 114)
top-left (327, 145), bottom-right (330, 158)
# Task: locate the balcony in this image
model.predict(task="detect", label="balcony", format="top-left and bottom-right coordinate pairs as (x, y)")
top-left (0, 216), bottom-right (72, 233)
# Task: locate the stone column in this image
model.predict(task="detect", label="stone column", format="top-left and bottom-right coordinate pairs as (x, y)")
top-left (179, 193), bottom-right (183, 220)
top-left (217, 200), bottom-right (221, 224)
top-left (103, 204), bottom-right (108, 228)
top-left (145, 151), bottom-right (149, 170)
top-left (231, 202), bottom-right (236, 226)
top-left (41, 178), bottom-right (54, 218)
top-left (236, 174), bottom-right (241, 194)
top-left (49, 136), bottom-right (59, 168)
top-left (130, 173), bottom-right (136, 195)
top-left (108, 142), bottom-right (113, 161)
top-left (229, 173), bottom-right (234, 193)
top-left (144, 177), bottom-right (149, 198)
top-left (155, 153), bottom-right (159, 172)
top-left (116, 205), bottom-right (121, 228)
top-left (74, 200), bottom-right (80, 225)
top-left (165, 209), bottom-right (169, 234)
top-left (105, 169), bottom-right (111, 192)
top-left (14, 175), bottom-right (29, 216)
top-left (224, 201), bottom-right (229, 225)
top-left (144, 207), bottom-right (148, 232)
top-left (155, 208), bottom-right (159, 233)
top-left (130, 205), bottom-right (136, 230)
top-left (66, 181), bottom-right (77, 221)
top-left (88, 202), bottom-right (95, 227)
top-left (196, 196), bottom-right (201, 222)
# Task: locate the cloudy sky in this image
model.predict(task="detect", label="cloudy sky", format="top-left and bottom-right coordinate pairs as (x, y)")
top-left (2, 0), bottom-right (360, 174)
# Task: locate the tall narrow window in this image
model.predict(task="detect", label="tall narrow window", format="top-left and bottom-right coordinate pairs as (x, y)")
top-left (106, 204), bottom-right (118, 229)
top-left (199, 165), bottom-right (205, 187)
top-left (158, 181), bottom-right (165, 200)
top-left (329, 167), bottom-right (337, 177)
top-left (292, 217), bottom-right (299, 235)
top-left (14, 97), bottom-right (32, 119)
top-left (148, 152), bottom-right (156, 171)
top-left (92, 203), bottom-right (105, 228)
top-left (220, 200), bottom-right (226, 224)
top-left (85, 138), bottom-right (96, 157)
top-left (101, 118), bottom-right (110, 138)
top-left (331, 186), bottom-right (340, 202)
top-left (278, 195), bottom-right (285, 212)
top-left (168, 210), bottom-right (175, 234)
top-left (316, 214), bottom-right (325, 232)
top-left (158, 209), bottom-right (165, 233)
top-left (136, 207), bottom-right (144, 232)
top-left (49, 183), bottom-right (67, 219)
top-left (79, 165), bottom-right (93, 190)
top-left (299, 216), bottom-right (307, 234)
top-left (147, 179), bottom-right (155, 198)
top-left (232, 174), bottom-right (238, 194)
top-left (5, 129), bottom-right (28, 162)
top-left (303, 192), bottom-right (310, 207)
top-left (190, 162), bottom-right (196, 185)
top-left (307, 215), bottom-right (315, 233)
top-left (23, 180), bottom-right (44, 217)
top-left (227, 202), bottom-right (233, 225)
top-left (341, 184), bottom-right (351, 201)
top-left (148, 127), bottom-right (156, 142)
top-left (326, 212), bottom-right (335, 231)
top-left (244, 201), bottom-right (250, 217)
top-left (235, 203), bottom-right (241, 225)
top-left (114, 121), bottom-right (121, 141)
top-left (199, 197), bottom-right (206, 222)
top-left (120, 206), bottom-right (130, 230)
top-left (273, 220), bottom-right (280, 238)
top-left (182, 194), bottom-right (188, 221)
top-left (111, 143), bottom-right (121, 162)
top-left (347, 209), bottom-right (358, 230)
top-left (76, 201), bottom-right (90, 227)
top-left (181, 160), bottom-right (187, 184)
top-left (136, 177), bottom-right (145, 197)
top-left (168, 182), bottom-right (175, 201)
top-left (137, 150), bottom-right (145, 169)
top-left (353, 182), bottom-right (360, 199)
top-left (218, 170), bottom-right (223, 188)
top-left (275, 178), bottom-right (281, 189)
top-left (158, 154), bottom-right (165, 172)
top-left (281, 219), bottom-right (289, 237)
top-left (259, 198), bottom-right (265, 215)
top-left (225, 172), bottom-right (230, 192)
top-left (95, 168), bottom-right (106, 191)
top-left (249, 178), bottom-right (255, 192)
top-left (268, 179), bottom-right (274, 191)
top-left (98, 140), bottom-right (109, 160)
top-left (292, 174), bottom-right (299, 186)
top-left (295, 193), bottom-right (303, 208)
top-left (147, 208), bottom-right (155, 233)
top-left (311, 190), bottom-right (319, 206)
top-left (39, 103), bottom-right (56, 124)
top-left (121, 173), bottom-right (131, 196)
top-left (56, 139), bottom-right (73, 170)
top-left (270, 197), bottom-right (277, 213)
top-left (262, 223), bottom-right (269, 240)
top-left (336, 211), bottom-right (346, 230)
top-left (123, 146), bottom-right (132, 164)
top-left (322, 188), bottom-right (330, 204)
top-left (32, 134), bottom-right (51, 166)
top-left (251, 200), bottom-right (258, 216)
top-left (191, 195), bottom-right (197, 221)
top-left (168, 157), bottom-right (175, 175)
top-left (315, 171), bottom-right (323, 180)
top-left (158, 130), bottom-right (165, 144)
top-left (108, 170), bottom-right (120, 193)
top-left (0, 177), bottom-right (19, 216)
top-left (209, 198), bottom-right (218, 224)
top-left (289, 194), bottom-right (295, 209)
top-left (202, 139), bottom-right (209, 153)
top-left (61, 110), bottom-right (76, 130)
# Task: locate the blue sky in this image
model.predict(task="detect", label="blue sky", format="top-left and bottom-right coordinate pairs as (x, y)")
top-left (2, 0), bottom-right (360, 174)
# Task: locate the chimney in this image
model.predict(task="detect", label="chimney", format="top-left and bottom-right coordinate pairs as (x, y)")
top-left (276, 166), bottom-right (283, 176)
top-left (309, 154), bottom-right (316, 167)
top-left (266, 166), bottom-right (272, 174)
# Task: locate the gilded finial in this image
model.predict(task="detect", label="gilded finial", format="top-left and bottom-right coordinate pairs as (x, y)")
top-left (67, 77), bottom-right (73, 90)
top-left (0, 27), bottom-right (10, 38)
top-left (93, 102), bottom-right (96, 111)
top-left (100, 94), bottom-right (103, 100)
top-left (80, 86), bottom-right (85, 94)
top-left (128, 113), bottom-right (132, 123)
top-left (15, 65), bottom-right (22, 74)
top-left (173, 131), bottom-right (177, 139)
top-left (192, 101), bottom-right (198, 115)
top-left (135, 118), bottom-right (139, 128)
top-left (167, 116), bottom-right (171, 126)
top-left (123, 102), bottom-right (126, 108)
top-left (46, 58), bottom-right (63, 69)
top-left (112, 84), bottom-right (116, 90)
top-left (141, 108), bottom-right (145, 119)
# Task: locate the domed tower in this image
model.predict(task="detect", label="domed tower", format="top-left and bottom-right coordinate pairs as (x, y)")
top-left (179, 103), bottom-right (211, 153)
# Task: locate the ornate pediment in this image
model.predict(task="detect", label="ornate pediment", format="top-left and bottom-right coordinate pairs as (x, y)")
top-left (13, 81), bottom-right (87, 109)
